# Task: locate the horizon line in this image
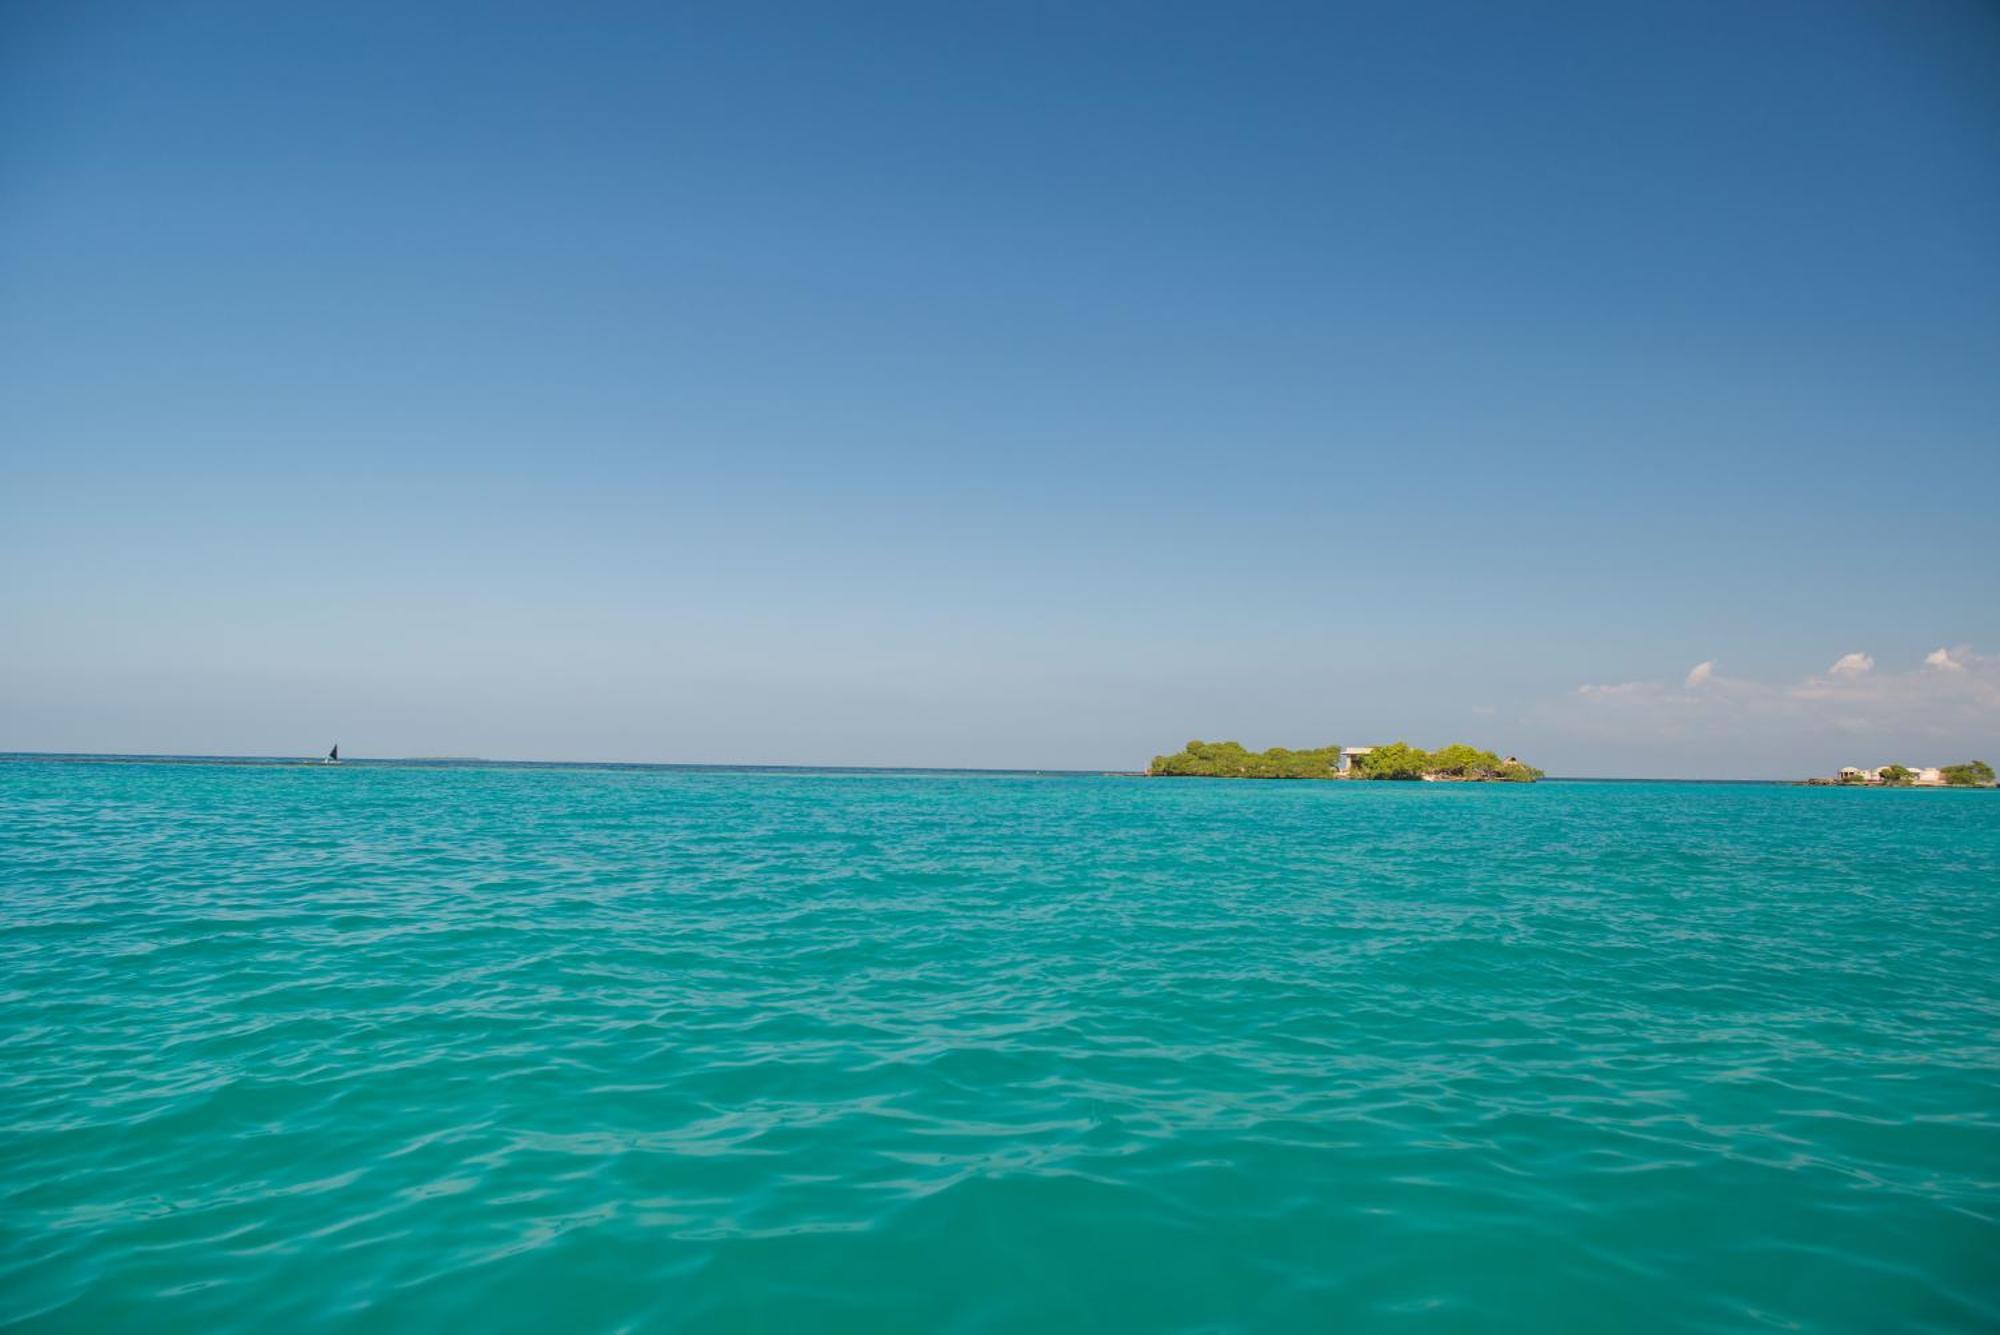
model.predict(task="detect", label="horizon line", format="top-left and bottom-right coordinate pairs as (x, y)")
top-left (0, 749), bottom-right (1863, 785)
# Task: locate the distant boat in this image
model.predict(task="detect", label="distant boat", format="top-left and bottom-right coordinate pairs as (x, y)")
top-left (324, 744), bottom-right (340, 765)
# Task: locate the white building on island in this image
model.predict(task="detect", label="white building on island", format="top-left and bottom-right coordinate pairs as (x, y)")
top-left (1337, 746), bottom-right (1374, 776)
top-left (1840, 764), bottom-right (1948, 786)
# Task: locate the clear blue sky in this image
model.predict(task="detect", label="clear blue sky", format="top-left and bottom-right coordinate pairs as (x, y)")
top-left (4, 1), bottom-right (1997, 777)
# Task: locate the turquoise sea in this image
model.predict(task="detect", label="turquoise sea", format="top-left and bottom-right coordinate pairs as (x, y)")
top-left (1, 758), bottom-right (1995, 1332)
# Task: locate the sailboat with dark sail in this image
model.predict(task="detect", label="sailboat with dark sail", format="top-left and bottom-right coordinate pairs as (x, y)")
top-left (324, 744), bottom-right (340, 765)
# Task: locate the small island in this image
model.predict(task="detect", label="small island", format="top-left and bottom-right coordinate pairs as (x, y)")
top-left (1148, 740), bottom-right (1543, 782)
top-left (1804, 760), bottom-right (1995, 788)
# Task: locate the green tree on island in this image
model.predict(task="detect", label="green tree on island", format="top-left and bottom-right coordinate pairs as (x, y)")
top-left (1878, 765), bottom-right (1913, 786)
top-left (1148, 740), bottom-right (1344, 779)
top-left (1354, 742), bottom-right (1431, 780)
top-left (1354, 742), bottom-right (1542, 781)
top-left (1941, 760), bottom-right (1995, 786)
top-left (1149, 740), bottom-right (1541, 782)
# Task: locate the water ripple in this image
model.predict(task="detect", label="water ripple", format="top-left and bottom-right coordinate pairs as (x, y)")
top-left (1, 761), bottom-right (1996, 1331)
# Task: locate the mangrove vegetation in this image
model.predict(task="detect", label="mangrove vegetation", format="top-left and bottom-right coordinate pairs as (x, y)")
top-left (1148, 740), bottom-right (1542, 782)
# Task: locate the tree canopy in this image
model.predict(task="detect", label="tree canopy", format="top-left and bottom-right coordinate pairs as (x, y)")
top-left (1147, 740), bottom-right (1343, 779)
top-left (1941, 760), bottom-right (1995, 787)
top-left (1354, 742), bottom-right (1429, 780)
top-left (1148, 740), bottom-right (1540, 782)
top-left (1355, 741), bottom-right (1542, 782)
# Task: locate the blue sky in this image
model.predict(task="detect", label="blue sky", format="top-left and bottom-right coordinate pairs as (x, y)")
top-left (4, 1), bottom-right (1997, 776)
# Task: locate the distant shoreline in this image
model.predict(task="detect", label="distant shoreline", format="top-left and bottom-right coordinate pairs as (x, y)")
top-left (0, 752), bottom-right (1105, 779)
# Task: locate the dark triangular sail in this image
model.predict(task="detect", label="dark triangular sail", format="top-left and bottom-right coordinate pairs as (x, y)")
top-left (329, 744), bottom-right (339, 761)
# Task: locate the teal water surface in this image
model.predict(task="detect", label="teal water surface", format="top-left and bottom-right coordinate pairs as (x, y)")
top-left (2, 760), bottom-right (1995, 1331)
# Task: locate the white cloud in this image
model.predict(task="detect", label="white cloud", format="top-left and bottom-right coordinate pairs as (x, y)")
top-left (1578, 680), bottom-right (1648, 697)
top-left (1548, 646), bottom-right (2000, 774)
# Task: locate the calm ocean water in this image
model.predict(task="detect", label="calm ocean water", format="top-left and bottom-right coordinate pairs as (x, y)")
top-left (1, 759), bottom-right (1994, 1332)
